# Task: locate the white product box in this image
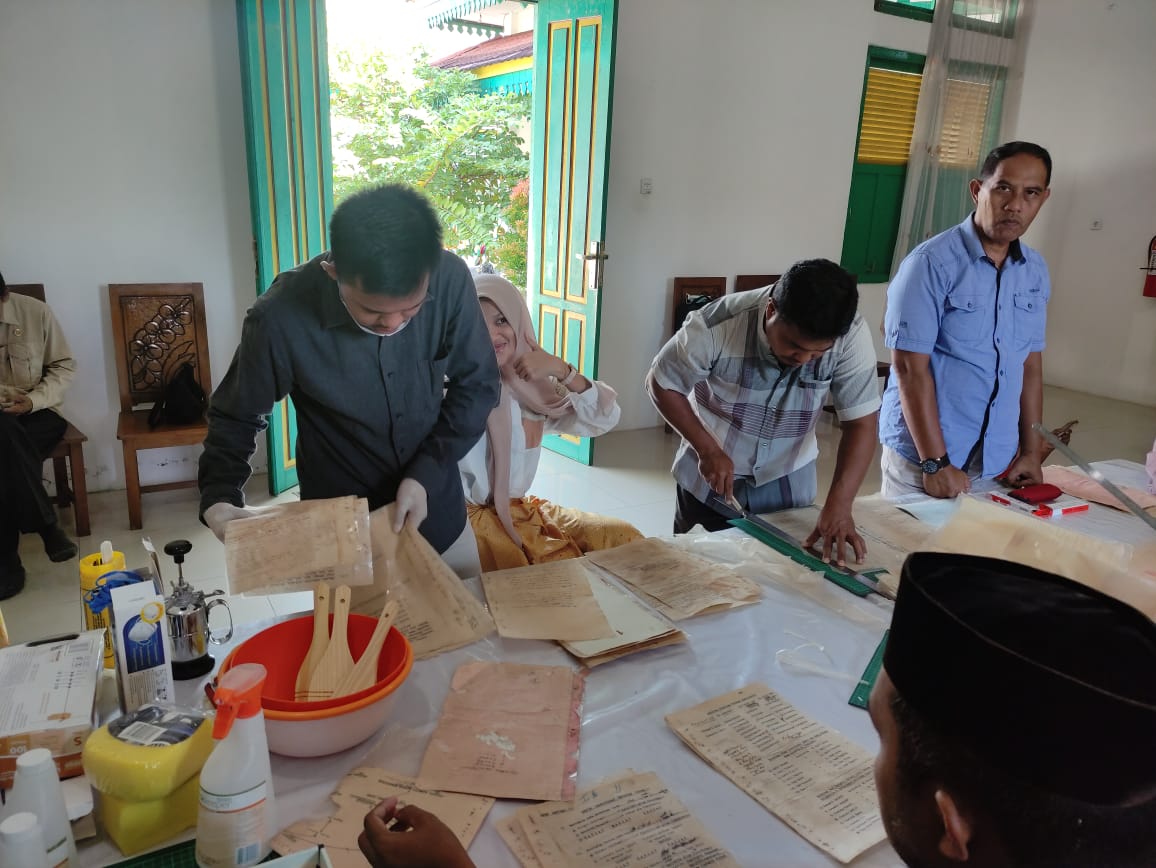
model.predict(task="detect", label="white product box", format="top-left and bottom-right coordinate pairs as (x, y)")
top-left (108, 582), bottom-right (176, 713)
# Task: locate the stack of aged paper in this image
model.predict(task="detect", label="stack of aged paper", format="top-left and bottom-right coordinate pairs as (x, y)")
top-left (350, 506), bottom-right (495, 659)
top-left (481, 560), bottom-right (615, 641)
top-left (224, 495), bottom-right (374, 594)
top-left (558, 571), bottom-right (686, 667)
top-left (666, 684), bottom-right (887, 864)
top-left (498, 770), bottom-right (739, 867)
top-left (585, 537), bottom-right (762, 620)
top-left (272, 767), bottom-right (493, 868)
top-left (418, 661), bottom-right (584, 801)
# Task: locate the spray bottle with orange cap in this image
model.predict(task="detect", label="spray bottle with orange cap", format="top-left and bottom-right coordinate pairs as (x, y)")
top-left (195, 663), bottom-right (275, 868)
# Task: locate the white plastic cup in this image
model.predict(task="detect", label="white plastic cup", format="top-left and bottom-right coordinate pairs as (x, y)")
top-left (0, 812), bottom-right (51, 868)
top-left (7, 748), bottom-right (76, 867)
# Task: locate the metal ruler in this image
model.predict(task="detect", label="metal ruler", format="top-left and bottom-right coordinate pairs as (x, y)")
top-left (717, 497), bottom-right (895, 599)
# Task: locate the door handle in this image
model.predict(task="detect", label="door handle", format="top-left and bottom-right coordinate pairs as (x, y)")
top-left (575, 241), bottom-right (608, 292)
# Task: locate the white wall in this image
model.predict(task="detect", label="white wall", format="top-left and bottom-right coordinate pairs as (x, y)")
top-left (0, 0), bottom-right (257, 493)
top-left (599, 0), bottom-right (930, 430)
top-left (2, 0), bottom-right (1152, 498)
top-left (1008, 0), bottom-right (1156, 406)
top-left (598, 0), bottom-right (1156, 431)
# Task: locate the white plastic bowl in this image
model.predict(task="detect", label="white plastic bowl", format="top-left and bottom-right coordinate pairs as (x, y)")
top-left (263, 687), bottom-right (406, 757)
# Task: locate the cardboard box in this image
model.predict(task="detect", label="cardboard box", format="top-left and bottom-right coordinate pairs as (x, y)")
top-left (0, 630), bottom-right (104, 787)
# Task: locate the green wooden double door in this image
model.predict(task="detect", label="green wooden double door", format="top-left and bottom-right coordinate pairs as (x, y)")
top-left (235, 0), bottom-right (617, 494)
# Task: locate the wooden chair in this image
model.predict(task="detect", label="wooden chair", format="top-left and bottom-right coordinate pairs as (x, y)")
top-left (109, 283), bottom-right (211, 529)
top-left (6, 284), bottom-right (91, 536)
top-left (665, 278), bottom-right (726, 432)
top-left (671, 277), bottom-right (726, 335)
top-left (734, 274), bottom-right (781, 293)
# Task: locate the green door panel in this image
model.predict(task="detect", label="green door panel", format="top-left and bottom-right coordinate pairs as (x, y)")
top-left (529, 0), bottom-right (617, 465)
top-left (235, 0), bottom-right (333, 494)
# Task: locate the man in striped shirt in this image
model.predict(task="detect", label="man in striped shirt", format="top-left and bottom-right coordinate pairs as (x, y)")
top-left (647, 259), bottom-right (881, 565)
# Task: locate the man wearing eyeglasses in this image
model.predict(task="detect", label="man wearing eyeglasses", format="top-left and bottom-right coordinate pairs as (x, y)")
top-left (199, 184), bottom-right (499, 576)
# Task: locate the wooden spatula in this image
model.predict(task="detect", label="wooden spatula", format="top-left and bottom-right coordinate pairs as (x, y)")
top-left (294, 582), bottom-right (331, 701)
top-left (335, 599), bottom-right (400, 697)
top-left (306, 583), bottom-right (355, 700)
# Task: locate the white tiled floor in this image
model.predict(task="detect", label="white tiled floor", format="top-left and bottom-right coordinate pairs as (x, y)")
top-left (3, 384), bottom-right (1153, 645)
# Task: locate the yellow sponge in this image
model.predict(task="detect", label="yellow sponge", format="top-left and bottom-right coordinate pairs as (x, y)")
top-left (83, 705), bottom-right (214, 802)
top-left (98, 773), bottom-right (201, 856)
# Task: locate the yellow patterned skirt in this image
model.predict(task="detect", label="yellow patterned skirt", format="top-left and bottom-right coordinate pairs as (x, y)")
top-left (467, 496), bottom-right (643, 572)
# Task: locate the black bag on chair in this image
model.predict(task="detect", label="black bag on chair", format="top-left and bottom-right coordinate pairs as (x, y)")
top-left (148, 362), bottom-right (207, 428)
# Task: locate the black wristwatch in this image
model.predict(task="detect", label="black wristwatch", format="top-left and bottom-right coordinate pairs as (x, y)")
top-left (920, 454), bottom-right (951, 475)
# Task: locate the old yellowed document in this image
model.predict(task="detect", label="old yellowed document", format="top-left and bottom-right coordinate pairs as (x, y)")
top-left (934, 496), bottom-right (1133, 575)
top-left (481, 560), bottom-right (615, 641)
top-left (350, 505), bottom-right (494, 658)
top-left (559, 571), bottom-right (685, 666)
top-left (666, 684), bottom-right (886, 864)
top-left (271, 767), bottom-right (493, 868)
top-left (496, 814), bottom-right (548, 868)
top-left (585, 538), bottom-right (761, 620)
top-left (418, 661), bottom-right (584, 801)
top-left (515, 802), bottom-right (574, 866)
top-left (224, 496), bottom-right (373, 594)
top-left (497, 813), bottom-right (545, 868)
top-left (504, 770), bottom-right (739, 868)
top-left (931, 496), bottom-right (1156, 618)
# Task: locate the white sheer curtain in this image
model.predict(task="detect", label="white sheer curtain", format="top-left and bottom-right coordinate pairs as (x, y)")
top-left (891, 0), bottom-right (1032, 270)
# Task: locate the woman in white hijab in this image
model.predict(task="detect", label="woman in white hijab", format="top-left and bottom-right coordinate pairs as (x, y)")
top-left (460, 274), bottom-right (641, 570)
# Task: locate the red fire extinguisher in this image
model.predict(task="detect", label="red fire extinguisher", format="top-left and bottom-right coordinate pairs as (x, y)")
top-left (1144, 235), bottom-right (1156, 298)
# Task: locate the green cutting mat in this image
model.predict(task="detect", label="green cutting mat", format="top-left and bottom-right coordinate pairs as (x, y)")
top-left (111, 841), bottom-right (198, 868)
top-left (729, 518), bottom-right (888, 597)
top-left (849, 630), bottom-right (889, 709)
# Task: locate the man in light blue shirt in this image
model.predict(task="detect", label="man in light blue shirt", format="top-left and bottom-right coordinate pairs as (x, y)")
top-left (879, 142), bottom-right (1053, 498)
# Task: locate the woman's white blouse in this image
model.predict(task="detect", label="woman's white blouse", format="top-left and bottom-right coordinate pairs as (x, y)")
top-left (459, 380), bottom-right (621, 504)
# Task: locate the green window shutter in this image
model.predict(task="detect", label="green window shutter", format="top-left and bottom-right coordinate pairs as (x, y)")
top-left (874, 0), bottom-right (934, 23)
top-left (856, 68), bottom-right (922, 165)
top-left (841, 48), bottom-right (924, 283)
top-left (841, 165), bottom-right (908, 282)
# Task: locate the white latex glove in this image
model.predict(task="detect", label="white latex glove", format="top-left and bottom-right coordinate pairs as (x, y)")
top-left (204, 502), bottom-right (263, 543)
top-left (392, 478), bottom-right (428, 533)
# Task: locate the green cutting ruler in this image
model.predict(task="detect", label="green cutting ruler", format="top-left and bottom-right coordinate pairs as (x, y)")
top-left (849, 630), bottom-right (889, 709)
top-left (728, 518), bottom-right (889, 596)
top-left (111, 841), bottom-right (285, 867)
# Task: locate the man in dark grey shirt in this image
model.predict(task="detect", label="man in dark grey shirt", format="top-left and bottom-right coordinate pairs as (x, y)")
top-left (199, 185), bottom-right (499, 569)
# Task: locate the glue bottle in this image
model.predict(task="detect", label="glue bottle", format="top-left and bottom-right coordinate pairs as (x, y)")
top-left (195, 663), bottom-right (275, 868)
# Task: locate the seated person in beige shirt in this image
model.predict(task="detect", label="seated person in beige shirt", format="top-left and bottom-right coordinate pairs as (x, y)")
top-left (0, 270), bottom-right (78, 600)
